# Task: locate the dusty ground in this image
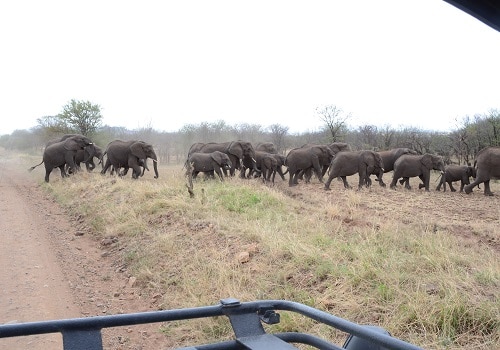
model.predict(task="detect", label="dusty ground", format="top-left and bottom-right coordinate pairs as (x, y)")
top-left (0, 156), bottom-right (167, 349)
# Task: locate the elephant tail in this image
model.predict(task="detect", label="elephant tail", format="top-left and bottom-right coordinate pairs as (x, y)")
top-left (28, 160), bottom-right (44, 172)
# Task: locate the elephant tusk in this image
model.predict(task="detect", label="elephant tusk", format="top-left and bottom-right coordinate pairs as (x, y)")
top-left (152, 159), bottom-right (158, 163)
top-left (440, 171), bottom-right (444, 174)
top-left (252, 157), bottom-right (257, 163)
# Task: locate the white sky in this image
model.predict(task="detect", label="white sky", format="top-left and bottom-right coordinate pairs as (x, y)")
top-left (1, 1), bottom-right (499, 135)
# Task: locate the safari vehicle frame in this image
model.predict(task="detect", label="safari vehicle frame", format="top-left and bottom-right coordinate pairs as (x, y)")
top-left (0, 298), bottom-right (422, 350)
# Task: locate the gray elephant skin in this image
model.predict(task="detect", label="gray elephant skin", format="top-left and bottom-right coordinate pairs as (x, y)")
top-left (188, 141), bottom-right (256, 177)
top-left (188, 151), bottom-right (232, 181)
top-left (101, 140), bottom-right (159, 179)
top-left (271, 153), bottom-right (287, 180)
top-left (299, 142), bottom-right (351, 183)
top-left (378, 148), bottom-right (417, 173)
top-left (74, 144), bottom-right (104, 172)
top-left (253, 151), bottom-right (279, 184)
top-left (29, 134), bottom-right (94, 182)
top-left (255, 142), bottom-right (278, 154)
top-left (390, 154), bottom-right (445, 191)
top-left (464, 146), bottom-right (500, 196)
top-left (436, 164), bottom-right (476, 192)
top-left (286, 143), bottom-right (349, 187)
top-left (324, 150), bottom-right (385, 190)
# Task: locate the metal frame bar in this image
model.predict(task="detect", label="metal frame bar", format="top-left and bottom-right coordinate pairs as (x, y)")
top-left (0, 298), bottom-right (423, 350)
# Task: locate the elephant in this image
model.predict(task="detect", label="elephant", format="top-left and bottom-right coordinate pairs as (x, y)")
top-left (378, 148), bottom-right (418, 173)
top-left (101, 140), bottom-right (159, 179)
top-left (464, 146), bottom-right (500, 196)
top-left (113, 158), bottom-right (149, 177)
top-left (45, 134), bottom-right (98, 172)
top-left (272, 153), bottom-right (287, 180)
top-left (285, 145), bottom-right (336, 186)
top-left (324, 150), bottom-right (385, 190)
top-left (436, 164), bottom-right (476, 192)
top-left (253, 151), bottom-right (279, 184)
top-left (188, 151), bottom-right (232, 181)
top-left (188, 141), bottom-right (256, 177)
top-left (28, 134), bottom-right (94, 182)
top-left (299, 142), bottom-right (351, 183)
top-left (243, 151), bottom-right (286, 181)
top-left (255, 142), bottom-right (278, 154)
top-left (390, 154), bottom-right (445, 191)
top-left (73, 144), bottom-right (104, 172)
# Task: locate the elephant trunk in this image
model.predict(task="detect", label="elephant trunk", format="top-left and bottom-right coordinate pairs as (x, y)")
top-left (152, 158), bottom-right (159, 178)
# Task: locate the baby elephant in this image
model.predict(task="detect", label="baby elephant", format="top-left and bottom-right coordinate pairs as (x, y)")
top-left (324, 150), bottom-right (385, 190)
top-left (188, 151), bottom-right (232, 181)
top-left (436, 164), bottom-right (476, 192)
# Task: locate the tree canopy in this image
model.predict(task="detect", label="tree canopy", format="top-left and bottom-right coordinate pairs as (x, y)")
top-left (35, 99), bottom-right (103, 137)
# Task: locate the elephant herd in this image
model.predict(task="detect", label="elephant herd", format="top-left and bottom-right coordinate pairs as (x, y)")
top-left (29, 135), bottom-right (159, 182)
top-left (187, 141), bottom-right (500, 196)
top-left (29, 135), bottom-right (500, 196)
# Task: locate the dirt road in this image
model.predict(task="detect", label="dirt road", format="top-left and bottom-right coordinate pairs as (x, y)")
top-left (0, 155), bottom-right (165, 349)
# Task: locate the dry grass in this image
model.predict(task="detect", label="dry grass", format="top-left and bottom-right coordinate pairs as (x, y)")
top-left (26, 159), bottom-right (500, 349)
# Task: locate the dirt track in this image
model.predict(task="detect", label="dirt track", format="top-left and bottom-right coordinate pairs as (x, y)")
top-left (0, 155), bottom-right (166, 349)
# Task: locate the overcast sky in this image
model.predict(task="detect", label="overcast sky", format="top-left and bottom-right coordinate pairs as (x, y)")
top-left (1, 0), bottom-right (499, 135)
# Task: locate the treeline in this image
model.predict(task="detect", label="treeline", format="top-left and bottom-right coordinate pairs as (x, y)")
top-left (1, 110), bottom-right (500, 165)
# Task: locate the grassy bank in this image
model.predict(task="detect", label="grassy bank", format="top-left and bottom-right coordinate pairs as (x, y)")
top-left (37, 162), bottom-right (499, 349)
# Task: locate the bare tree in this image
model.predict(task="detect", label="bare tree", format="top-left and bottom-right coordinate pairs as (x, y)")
top-left (268, 124), bottom-right (289, 154)
top-left (316, 105), bottom-right (350, 142)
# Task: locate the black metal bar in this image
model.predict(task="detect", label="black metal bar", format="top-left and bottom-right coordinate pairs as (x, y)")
top-left (0, 299), bottom-right (424, 350)
top-left (0, 304), bottom-right (223, 338)
top-left (249, 300), bottom-right (423, 350)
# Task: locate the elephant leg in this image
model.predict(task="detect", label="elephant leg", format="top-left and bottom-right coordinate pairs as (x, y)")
top-left (403, 178), bottom-right (411, 189)
top-left (323, 171), bottom-right (337, 190)
top-left (44, 169), bottom-right (52, 183)
top-left (483, 180), bottom-right (494, 196)
top-left (101, 159), bottom-right (111, 174)
top-left (289, 170), bottom-right (300, 187)
top-left (366, 177), bottom-right (373, 187)
top-left (436, 178), bottom-right (443, 191)
top-left (358, 167), bottom-right (370, 189)
top-left (390, 176), bottom-right (399, 189)
top-left (341, 176), bottom-right (350, 189)
top-left (419, 173), bottom-right (430, 191)
top-left (398, 177), bottom-right (412, 189)
top-left (464, 173), bottom-right (484, 194)
top-left (459, 179), bottom-right (469, 192)
top-left (449, 182), bottom-right (457, 192)
top-left (358, 175), bottom-right (365, 189)
top-left (58, 165), bottom-right (67, 178)
top-left (417, 175), bottom-right (425, 190)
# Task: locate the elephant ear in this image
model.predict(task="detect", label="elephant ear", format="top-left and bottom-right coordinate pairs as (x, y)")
top-left (85, 144), bottom-right (96, 157)
top-left (130, 142), bottom-right (147, 159)
top-left (63, 136), bottom-right (83, 151)
top-left (228, 142), bottom-right (243, 159)
top-left (421, 154), bottom-right (433, 169)
top-left (211, 152), bottom-right (224, 166)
